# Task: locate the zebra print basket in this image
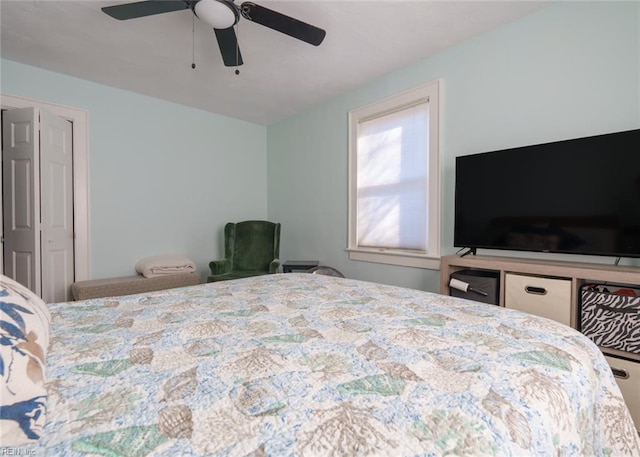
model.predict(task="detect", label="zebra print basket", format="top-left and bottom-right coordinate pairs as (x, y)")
top-left (580, 284), bottom-right (640, 356)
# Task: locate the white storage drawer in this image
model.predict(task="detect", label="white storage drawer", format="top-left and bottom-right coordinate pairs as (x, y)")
top-left (505, 273), bottom-right (572, 326)
top-left (605, 356), bottom-right (640, 432)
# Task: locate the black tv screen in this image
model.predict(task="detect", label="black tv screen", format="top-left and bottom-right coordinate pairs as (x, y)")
top-left (454, 128), bottom-right (640, 258)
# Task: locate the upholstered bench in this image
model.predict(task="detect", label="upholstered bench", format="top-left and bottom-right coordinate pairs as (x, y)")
top-left (71, 272), bottom-right (200, 300)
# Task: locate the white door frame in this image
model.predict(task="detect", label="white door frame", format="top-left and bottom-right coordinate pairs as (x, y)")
top-left (1, 93), bottom-right (90, 282)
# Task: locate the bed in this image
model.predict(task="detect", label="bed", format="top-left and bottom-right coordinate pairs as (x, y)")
top-left (3, 273), bottom-right (639, 456)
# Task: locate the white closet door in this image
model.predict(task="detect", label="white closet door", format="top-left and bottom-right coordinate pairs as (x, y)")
top-left (2, 107), bottom-right (41, 294)
top-left (40, 109), bottom-right (74, 303)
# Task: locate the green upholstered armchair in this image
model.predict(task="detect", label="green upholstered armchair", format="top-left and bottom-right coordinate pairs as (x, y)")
top-left (207, 220), bottom-right (281, 282)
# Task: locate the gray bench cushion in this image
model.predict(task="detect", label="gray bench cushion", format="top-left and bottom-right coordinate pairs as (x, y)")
top-left (71, 273), bottom-right (200, 300)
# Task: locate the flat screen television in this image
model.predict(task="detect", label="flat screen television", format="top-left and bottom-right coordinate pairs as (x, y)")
top-left (454, 128), bottom-right (640, 258)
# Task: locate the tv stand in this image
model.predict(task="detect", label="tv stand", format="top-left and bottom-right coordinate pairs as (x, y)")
top-left (441, 255), bottom-right (640, 319)
top-left (459, 247), bottom-right (476, 257)
top-left (440, 254), bottom-right (640, 431)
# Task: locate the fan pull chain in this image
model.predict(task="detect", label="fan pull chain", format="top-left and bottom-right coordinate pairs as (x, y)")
top-left (191, 13), bottom-right (196, 69)
top-left (235, 21), bottom-right (240, 75)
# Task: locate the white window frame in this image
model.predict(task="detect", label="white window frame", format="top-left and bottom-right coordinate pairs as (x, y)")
top-left (347, 79), bottom-right (441, 270)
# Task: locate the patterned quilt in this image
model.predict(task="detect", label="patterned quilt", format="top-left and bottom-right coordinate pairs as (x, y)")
top-left (20, 274), bottom-right (640, 456)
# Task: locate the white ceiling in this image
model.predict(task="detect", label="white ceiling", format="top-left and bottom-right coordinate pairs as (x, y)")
top-left (1, 0), bottom-right (551, 125)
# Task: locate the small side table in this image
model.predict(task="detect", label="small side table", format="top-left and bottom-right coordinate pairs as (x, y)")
top-left (282, 260), bottom-right (319, 273)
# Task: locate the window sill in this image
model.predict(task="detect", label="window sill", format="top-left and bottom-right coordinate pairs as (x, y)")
top-left (347, 248), bottom-right (441, 270)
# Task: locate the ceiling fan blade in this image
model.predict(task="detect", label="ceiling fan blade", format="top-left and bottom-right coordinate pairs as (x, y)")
top-left (214, 27), bottom-right (243, 67)
top-left (240, 2), bottom-right (326, 46)
top-left (102, 0), bottom-right (188, 20)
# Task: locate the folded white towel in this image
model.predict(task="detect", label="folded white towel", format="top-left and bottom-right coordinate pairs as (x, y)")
top-left (135, 254), bottom-right (196, 278)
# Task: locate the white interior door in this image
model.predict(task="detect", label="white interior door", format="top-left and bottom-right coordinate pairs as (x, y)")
top-left (2, 107), bottom-right (41, 294)
top-left (1, 107), bottom-right (75, 302)
top-left (40, 109), bottom-right (74, 302)
top-left (2, 94), bottom-right (89, 285)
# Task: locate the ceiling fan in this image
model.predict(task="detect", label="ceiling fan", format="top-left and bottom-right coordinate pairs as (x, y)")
top-left (101, 0), bottom-right (326, 68)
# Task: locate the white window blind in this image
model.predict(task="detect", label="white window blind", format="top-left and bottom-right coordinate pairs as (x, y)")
top-left (347, 79), bottom-right (440, 269)
top-left (356, 102), bottom-right (429, 252)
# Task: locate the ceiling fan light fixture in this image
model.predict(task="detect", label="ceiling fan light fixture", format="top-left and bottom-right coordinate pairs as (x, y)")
top-left (102, 0), bottom-right (326, 68)
top-left (195, 0), bottom-right (237, 29)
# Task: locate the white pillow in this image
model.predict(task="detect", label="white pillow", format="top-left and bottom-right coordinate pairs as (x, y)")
top-left (0, 274), bottom-right (50, 445)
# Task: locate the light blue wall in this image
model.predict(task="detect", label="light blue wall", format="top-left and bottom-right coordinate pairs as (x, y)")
top-left (2, 2), bottom-right (638, 288)
top-left (267, 1), bottom-right (640, 292)
top-left (1, 59), bottom-right (267, 280)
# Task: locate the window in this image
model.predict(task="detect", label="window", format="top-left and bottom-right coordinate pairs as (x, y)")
top-left (347, 80), bottom-right (440, 269)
